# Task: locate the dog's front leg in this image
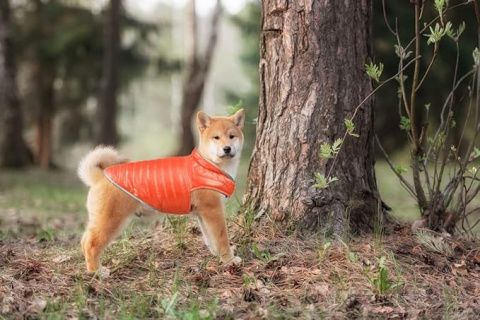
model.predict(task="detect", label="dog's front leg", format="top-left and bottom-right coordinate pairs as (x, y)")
top-left (192, 190), bottom-right (242, 266)
top-left (194, 213), bottom-right (217, 255)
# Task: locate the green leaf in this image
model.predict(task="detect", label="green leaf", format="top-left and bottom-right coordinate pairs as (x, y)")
top-left (320, 142), bottom-right (332, 159)
top-left (365, 62), bottom-right (384, 83)
top-left (332, 138), bottom-right (343, 154)
top-left (313, 172), bottom-right (328, 188)
top-left (434, 0), bottom-right (446, 14)
top-left (424, 23), bottom-right (449, 45)
top-left (457, 22), bottom-right (466, 38)
top-left (395, 165), bottom-right (408, 175)
top-left (394, 45), bottom-right (413, 60)
top-left (378, 255), bottom-right (387, 267)
top-left (313, 173), bottom-right (338, 189)
top-left (473, 48), bottom-right (480, 67)
top-left (399, 116), bottom-right (411, 131)
top-left (345, 119), bottom-right (354, 132)
top-left (345, 119), bottom-right (360, 137)
top-left (465, 167), bottom-right (478, 177)
top-left (473, 147), bottom-right (480, 159)
top-left (444, 22), bottom-right (453, 39)
top-left (328, 177), bottom-right (339, 184)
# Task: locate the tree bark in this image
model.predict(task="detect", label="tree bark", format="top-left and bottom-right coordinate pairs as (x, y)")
top-left (0, 0), bottom-right (32, 168)
top-left (98, 0), bottom-right (121, 146)
top-left (243, 0), bottom-right (383, 236)
top-left (176, 0), bottom-right (222, 156)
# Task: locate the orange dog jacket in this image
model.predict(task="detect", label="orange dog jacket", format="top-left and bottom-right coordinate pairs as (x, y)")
top-left (103, 149), bottom-right (235, 214)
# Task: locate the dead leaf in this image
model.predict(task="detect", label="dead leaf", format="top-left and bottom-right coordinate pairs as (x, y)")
top-left (376, 306), bottom-right (394, 314)
top-left (52, 254), bottom-right (71, 264)
top-left (315, 284), bottom-right (330, 295)
top-left (362, 244), bottom-right (372, 253)
top-left (26, 298), bottom-right (46, 313)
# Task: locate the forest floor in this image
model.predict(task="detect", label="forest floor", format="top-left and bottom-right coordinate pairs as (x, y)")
top-left (1, 169), bottom-right (480, 319)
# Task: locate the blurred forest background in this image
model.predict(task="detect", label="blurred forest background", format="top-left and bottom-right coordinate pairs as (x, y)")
top-left (0, 0), bottom-right (479, 223)
top-left (0, 0), bottom-right (260, 169)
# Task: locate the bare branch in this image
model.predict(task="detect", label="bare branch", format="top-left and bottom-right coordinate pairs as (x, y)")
top-left (375, 134), bottom-right (417, 198)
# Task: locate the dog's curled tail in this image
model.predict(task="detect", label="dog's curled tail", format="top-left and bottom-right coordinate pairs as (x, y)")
top-left (77, 145), bottom-right (127, 187)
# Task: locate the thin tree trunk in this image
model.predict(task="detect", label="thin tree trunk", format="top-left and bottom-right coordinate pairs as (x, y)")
top-left (98, 0), bottom-right (121, 146)
top-left (176, 0), bottom-right (222, 156)
top-left (33, 63), bottom-right (55, 170)
top-left (243, 0), bottom-right (383, 236)
top-left (0, 0), bottom-right (32, 168)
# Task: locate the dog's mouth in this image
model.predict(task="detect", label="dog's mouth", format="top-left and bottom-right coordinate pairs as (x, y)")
top-left (219, 153), bottom-right (235, 159)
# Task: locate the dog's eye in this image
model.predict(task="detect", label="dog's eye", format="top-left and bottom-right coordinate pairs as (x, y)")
top-left (213, 136), bottom-right (220, 140)
top-left (229, 135), bottom-right (235, 139)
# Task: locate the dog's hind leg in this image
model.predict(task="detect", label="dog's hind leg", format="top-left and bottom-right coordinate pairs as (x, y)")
top-left (82, 184), bottom-right (139, 272)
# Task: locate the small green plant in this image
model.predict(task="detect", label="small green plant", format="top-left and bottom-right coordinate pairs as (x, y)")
top-left (395, 165), bottom-right (408, 175)
top-left (313, 111), bottom-right (365, 189)
top-left (161, 292), bottom-right (179, 316)
top-left (365, 61), bottom-right (384, 83)
top-left (371, 0), bottom-right (480, 235)
top-left (166, 216), bottom-right (189, 250)
top-left (318, 241), bottom-right (332, 261)
top-left (320, 139), bottom-right (342, 159)
top-left (241, 273), bottom-right (257, 287)
top-left (398, 116), bottom-right (411, 131)
top-left (424, 22), bottom-right (452, 45)
top-left (366, 256), bottom-right (402, 295)
top-left (344, 119), bottom-right (359, 137)
top-left (312, 173), bottom-right (338, 189)
top-left (251, 242), bottom-right (285, 266)
top-left (37, 228), bottom-right (56, 242)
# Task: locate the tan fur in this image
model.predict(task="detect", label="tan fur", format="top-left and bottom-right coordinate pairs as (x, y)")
top-left (77, 145), bottom-right (127, 187)
top-left (78, 110), bottom-right (245, 272)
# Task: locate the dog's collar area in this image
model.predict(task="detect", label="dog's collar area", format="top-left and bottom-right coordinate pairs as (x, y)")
top-left (193, 149), bottom-right (235, 183)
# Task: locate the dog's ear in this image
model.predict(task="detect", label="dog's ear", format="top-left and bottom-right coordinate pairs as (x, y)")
top-left (197, 112), bottom-right (211, 132)
top-left (231, 109), bottom-right (245, 129)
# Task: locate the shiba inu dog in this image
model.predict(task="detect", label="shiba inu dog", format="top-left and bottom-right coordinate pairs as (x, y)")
top-left (77, 109), bottom-right (245, 273)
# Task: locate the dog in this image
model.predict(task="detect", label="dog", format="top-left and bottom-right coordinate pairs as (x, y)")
top-left (77, 109), bottom-right (245, 273)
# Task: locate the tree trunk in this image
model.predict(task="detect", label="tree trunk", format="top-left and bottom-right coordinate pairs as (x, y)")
top-left (176, 0), bottom-right (221, 156)
top-left (0, 0), bottom-right (32, 168)
top-left (98, 0), bottom-right (121, 146)
top-left (33, 64), bottom-right (55, 170)
top-left (243, 0), bottom-right (383, 236)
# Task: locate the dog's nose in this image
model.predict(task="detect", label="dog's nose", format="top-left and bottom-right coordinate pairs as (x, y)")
top-left (223, 146), bottom-right (231, 154)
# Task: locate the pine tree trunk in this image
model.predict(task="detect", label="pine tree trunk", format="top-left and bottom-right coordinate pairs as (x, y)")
top-left (243, 0), bottom-right (383, 236)
top-left (98, 0), bottom-right (120, 146)
top-left (0, 0), bottom-right (32, 168)
top-left (176, 0), bottom-right (221, 155)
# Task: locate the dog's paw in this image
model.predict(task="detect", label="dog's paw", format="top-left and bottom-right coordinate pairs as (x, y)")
top-left (224, 256), bottom-right (242, 267)
top-left (223, 256), bottom-right (242, 274)
top-left (88, 267), bottom-right (110, 279)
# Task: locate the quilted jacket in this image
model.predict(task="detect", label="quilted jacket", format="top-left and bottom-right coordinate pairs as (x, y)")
top-left (103, 149), bottom-right (235, 214)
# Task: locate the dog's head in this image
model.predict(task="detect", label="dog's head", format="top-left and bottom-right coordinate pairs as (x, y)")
top-left (196, 109), bottom-right (245, 168)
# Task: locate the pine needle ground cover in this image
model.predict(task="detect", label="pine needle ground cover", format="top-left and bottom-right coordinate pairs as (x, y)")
top-left (1, 169), bottom-right (479, 319)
